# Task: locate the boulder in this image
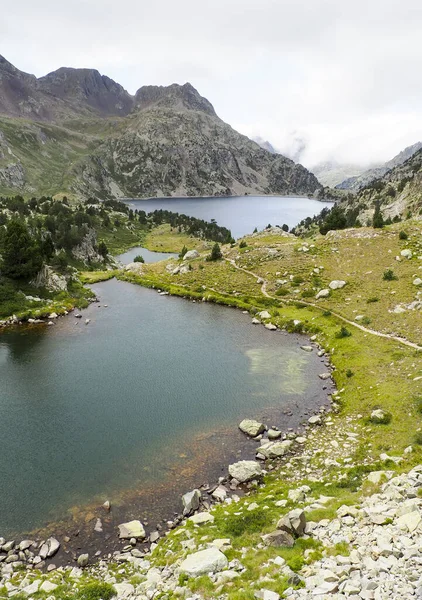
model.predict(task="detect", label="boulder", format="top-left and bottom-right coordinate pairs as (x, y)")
top-left (413, 278), bottom-right (422, 286)
top-left (40, 581), bottom-right (58, 593)
top-left (262, 530), bottom-right (294, 548)
top-left (401, 249), bottom-right (412, 259)
top-left (267, 429), bottom-right (281, 440)
top-left (277, 509), bottom-right (306, 537)
top-left (125, 262), bottom-right (144, 274)
top-left (265, 323), bottom-right (277, 330)
top-left (182, 489), bottom-right (201, 515)
top-left (370, 409), bottom-right (391, 424)
top-left (239, 419), bottom-right (265, 437)
top-left (329, 280), bottom-right (346, 290)
top-left (38, 537), bottom-right (60, 559)
top-left (180, 547), bottom-right (228, 576)
top-left (118, 520), bottom-right (146, 539)
top-left (316, 289), bottom-right (330, 299)
top-left (228, 460), bottom-right (262, 483)
top-left (31, 265), bottom-right (67, 292)
top-left (258, 310), bottom-right (271, 319)
top-left (257, 440), bottom-right (293, 459)
top-left (189, 512), bottom-right (215, 524)
top-left (183, 249), bottom-right (200, 260)
top-left (308, 415), bottom-right (322, 425)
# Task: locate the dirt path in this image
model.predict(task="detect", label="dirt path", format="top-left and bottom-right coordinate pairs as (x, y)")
top-left (224, 258), bottom-right (422, 352)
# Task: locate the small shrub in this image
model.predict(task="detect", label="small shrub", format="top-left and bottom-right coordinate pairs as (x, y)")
top-left (133, 255), bottom-right (144, 263)
top-left (361, 316), bottom-right (371, 325)
top-left (239, 240), bottom-right (247, 248)
top-left (292, 275), bottom-right (305, 285)
top-left (179, 245), bottom-right (188, 259)
top-left (367, 296), bottom-right (379, 303)
top-left (414, 432), bottom-right (422, 445)
top-left (383, 269), bottom-right (398, 281)
top-left (301, 289), bottom-right (314, 298)
top-left (77, 582), bottom-right (116, 600)
top-left (206, 243), bottom-right (222, 261)
top-left (415, 397), bottom-right (422, 414)
top-left (216, 510), bottom-right (270, 537)
top-left (369, 409), bottom-right (392, 425)
top-left (335, 326), bottom-right (352, 338)
top-left (276, 287), bottom-right (289, 296)
top-left (322, 310), bottom-right (331, 317)
top-left (399, 230), bottom-right (408, 240)
top-left (346, 369), bottom-right (354, 378)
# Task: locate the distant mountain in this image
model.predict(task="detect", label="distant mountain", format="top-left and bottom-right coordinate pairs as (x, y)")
top-left (310, 161), bottom-right (372, 188)
top-left (0, 56), bottom-right (322, 200)
top-left (336, 142), bottom-right (422, 191)
top-left (253, 137), bottom-right (277, 154)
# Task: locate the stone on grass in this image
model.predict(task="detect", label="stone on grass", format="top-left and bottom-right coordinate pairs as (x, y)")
top-left (40, 581), bottom-right (58, 593)
top-left (370, 408), bottom-right (391, 424)
top-left (183, 250), bottom-right (200, 260)
top-left (258, 310), bottom-right (271, 319)
top-left (189, 512), bottom-right (215, 525)
top-left (228, 460), bottom-right (262, 483)
top-left (118, 520), bottom-right (146, 539)
top-left (277, 509), bottom-right (307, 537)
top-left (239, 419), bottom-right (265, 437)
top-left (316, 289), bottom-right (330, 299)
top-left (329, 280), bottom-right (346, 290)
top-left (262, 530), bottom-right (294, 548)
top-left (180, 547), bottom-right (228, 576)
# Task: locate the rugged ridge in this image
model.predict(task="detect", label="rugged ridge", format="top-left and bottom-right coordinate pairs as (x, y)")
top-left (0, 56), bottom-right (322, 200)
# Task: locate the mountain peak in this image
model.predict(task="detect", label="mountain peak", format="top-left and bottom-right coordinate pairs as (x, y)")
top-left (134, 82), bottom-right (217, 117)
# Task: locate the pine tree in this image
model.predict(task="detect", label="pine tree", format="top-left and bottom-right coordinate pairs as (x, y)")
top-left (2, 220), bottom-right (43, 279)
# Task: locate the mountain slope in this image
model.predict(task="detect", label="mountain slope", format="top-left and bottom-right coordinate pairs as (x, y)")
top-left (0, 57), bottom-right (322, 200)
top-left (336, 142), bottom-right (422, 191)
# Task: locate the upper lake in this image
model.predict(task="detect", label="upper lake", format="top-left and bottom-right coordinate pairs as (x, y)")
top-left (127, 195), bottom-right (333, 239)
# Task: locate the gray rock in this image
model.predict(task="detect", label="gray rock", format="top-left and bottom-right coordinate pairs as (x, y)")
top-left (239, 419), bottom-right (265, 437)
top-left (262, 530), bottom-right (295, 548)
top-left (316, 289), bottom-right (330, 299)
top-left (118, 520), bottom-right (146, 539)
top-left (38, 537), bottom-right (60, 559)
top-left (267, 428), bottom-right (282, 440)
top-left (277, 509), bottom-right (306, 537)
top-left (183, 249), bottom-right (200, 260)
top-left (329, 280), bottom-right (346, 290)
top-left (182, 489), bottom-right (201, 515)
top-left (180, 547), bottom-right (228, 576)
top-left (228, 460), bottom-right (263, 483)
top-left (77, 553), bottom-right (89, 567)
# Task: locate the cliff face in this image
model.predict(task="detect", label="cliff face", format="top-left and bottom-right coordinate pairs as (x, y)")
top-left (0, 56), bottom-right (322, 199)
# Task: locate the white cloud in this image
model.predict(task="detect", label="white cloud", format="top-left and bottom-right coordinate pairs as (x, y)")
top-left (2, 0), bottom-right (422, 166)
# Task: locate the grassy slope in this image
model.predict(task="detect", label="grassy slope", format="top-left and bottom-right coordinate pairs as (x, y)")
top-left (2, 223), bottom-right (422, 599)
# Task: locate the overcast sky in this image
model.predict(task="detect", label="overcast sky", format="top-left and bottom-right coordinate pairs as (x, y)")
top-left (2, 0), bottom-right (422, 167)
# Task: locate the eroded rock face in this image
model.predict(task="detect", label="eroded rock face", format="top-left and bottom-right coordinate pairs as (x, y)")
top-left (180, 547), bottom-right (228, 576)
top-left (31, 265), bottom-right (67, 292)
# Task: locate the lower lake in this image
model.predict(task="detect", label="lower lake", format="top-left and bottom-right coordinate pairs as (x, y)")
top-left (0, 279), bottom-right (331, 542)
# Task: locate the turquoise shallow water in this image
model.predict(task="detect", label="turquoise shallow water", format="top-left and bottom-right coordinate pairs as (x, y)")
top-left (0, 279), bottom-right (329, 538)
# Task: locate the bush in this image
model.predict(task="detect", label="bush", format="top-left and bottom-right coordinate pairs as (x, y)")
top-left (77, 582), bottom-right (116, 600)
top-left (335, 326), bottom-right (352, 338)
top-left (179, 245), bottom-right (188, 259)
top-left (216, 509), bottom-right (270, 537)
top-left (369, 409), bottom-right (392, 425)
top-left (399, 230), bottom-right (408, 240)
top-left (301, 289), bottom-right (314, 298)
top-left (415, 397), bottom-right (422, 414)
top-left (367, 296), bottom-right (379, 303)
top-left (346, 369), bottom-right (354, 378)
top-left (134, 255), bottom-right (144, 263)
top-left (414, 432), bottom-right (422, 445)
top-left (383, 269), bottom-right (398, 281)
top-left (275, 287), bottom-right (289, 296)
top-left (239, 240), bottom-right (247, 248)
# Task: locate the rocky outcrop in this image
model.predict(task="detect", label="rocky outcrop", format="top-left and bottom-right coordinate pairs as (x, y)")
top-left (30, 265), bottom-right (67, 292)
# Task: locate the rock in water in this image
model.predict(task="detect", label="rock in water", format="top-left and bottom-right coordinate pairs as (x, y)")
top-left (228, 460), bottom-right (262, 483)
top-left (180, 548), bottom-right (228, 576)
top-left (239, 419), bottom-right (265, 437)
top-left (182, 489), bottom-right (201, 515)
top-left (118, 520), bottom-right (146, 539)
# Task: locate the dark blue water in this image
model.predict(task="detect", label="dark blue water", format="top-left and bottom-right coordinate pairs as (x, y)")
top-left (126, 195), bottom-right (332, 239)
